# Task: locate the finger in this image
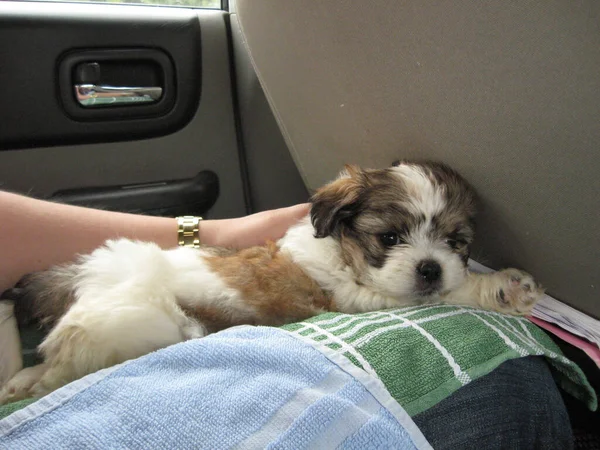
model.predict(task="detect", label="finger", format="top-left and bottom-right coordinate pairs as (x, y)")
top-left (287, 203), bottom-right (310, 220)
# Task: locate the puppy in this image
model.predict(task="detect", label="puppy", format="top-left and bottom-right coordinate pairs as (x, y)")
top-left (0, 161), bottom-right (543, 404)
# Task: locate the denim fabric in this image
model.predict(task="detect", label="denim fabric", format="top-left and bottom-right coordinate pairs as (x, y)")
top-left (414, 356), bottom-right (573, 449)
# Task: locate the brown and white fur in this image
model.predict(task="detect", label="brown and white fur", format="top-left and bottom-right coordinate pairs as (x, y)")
top-left (0, 161), bottom-right (543, 404)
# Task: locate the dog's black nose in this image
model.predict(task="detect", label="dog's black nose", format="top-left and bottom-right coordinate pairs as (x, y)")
top-left (417, 260), bottom-right (442, 284)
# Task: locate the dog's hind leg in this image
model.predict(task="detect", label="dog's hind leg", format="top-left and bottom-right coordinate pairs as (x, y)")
top-left (1, 239), bottom-right (208, 399)
top-left (28, 287), bottom-right (207, 398)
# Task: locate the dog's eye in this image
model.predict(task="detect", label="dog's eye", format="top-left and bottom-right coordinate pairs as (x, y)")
top-left (445, 238), bottom-right (459, 250)
top-left (445, 237), bottom-right (466, 250)
top-left (379, 232), bottom-right (402, 247)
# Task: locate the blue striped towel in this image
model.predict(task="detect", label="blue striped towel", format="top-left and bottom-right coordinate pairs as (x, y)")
top-left (0, 326), bottom-right (431, 449)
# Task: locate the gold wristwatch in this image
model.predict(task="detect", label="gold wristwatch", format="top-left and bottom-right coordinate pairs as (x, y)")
top-left (176, 216), bottom-right (202, 248)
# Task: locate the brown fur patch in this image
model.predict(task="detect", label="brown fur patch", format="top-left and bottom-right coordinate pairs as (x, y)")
top-left (310, 165), bottom-right (366, 238)
top-left (201, 242), bottom-right (334, 331)
top-left (180, 304), bottom-right (247, 335)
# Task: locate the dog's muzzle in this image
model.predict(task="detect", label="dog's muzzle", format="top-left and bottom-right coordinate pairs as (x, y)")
top-left (415, 260), bottom-right (442, 295)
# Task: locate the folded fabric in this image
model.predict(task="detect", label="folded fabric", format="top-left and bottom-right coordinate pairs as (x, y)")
top-left (1, 305), bottom-right (596, 449)
top-left (0, 327), bottom-right (431, 450)
top-left (283, 304), bottom-right (598, 416)
top-left (0, 399), bottom-right (34, 422)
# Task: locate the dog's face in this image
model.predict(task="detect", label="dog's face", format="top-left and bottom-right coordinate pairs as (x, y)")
top-left (310, 161), bottom-right (477, 300)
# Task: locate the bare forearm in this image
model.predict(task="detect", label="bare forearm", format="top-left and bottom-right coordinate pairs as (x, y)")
top-left (0, 191), bottom-right (179, 292)
top-left (0, 191), bottom-right (310, 293)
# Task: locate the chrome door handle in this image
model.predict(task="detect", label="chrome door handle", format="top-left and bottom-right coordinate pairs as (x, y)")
top-left (74, 84), bottom-right (163, 107)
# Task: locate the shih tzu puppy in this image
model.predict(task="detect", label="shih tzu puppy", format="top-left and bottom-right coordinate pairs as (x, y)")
top-left (0, 161), bottom-right (543, 404)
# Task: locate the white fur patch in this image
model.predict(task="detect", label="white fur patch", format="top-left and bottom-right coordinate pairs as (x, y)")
top-left (366, 243), bottom-right (467, 301)
top-left (390, 164), bottom-right (447, 218)
top-left (279, 218), bottom-right (402, 313)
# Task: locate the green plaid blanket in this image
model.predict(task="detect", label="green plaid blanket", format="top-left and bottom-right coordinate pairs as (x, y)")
top-left (283, 304), bottom-right (598, 416)
top-left (2, 304), bottom-right (596, 421)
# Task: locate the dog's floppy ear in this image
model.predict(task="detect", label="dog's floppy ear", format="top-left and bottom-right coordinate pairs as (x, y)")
top-left (310, 164), bottom-right (364, 238)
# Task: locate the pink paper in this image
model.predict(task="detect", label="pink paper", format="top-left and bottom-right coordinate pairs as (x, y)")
top-left (528, 316), bottom-right (600, 369)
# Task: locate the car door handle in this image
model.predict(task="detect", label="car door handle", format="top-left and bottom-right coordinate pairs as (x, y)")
top-left (74, 84), bottom-right (163, 107)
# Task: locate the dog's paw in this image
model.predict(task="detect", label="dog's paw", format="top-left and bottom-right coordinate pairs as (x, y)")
top-left (0, 364), bottom-right (47, 405)
top-left (0, 382), bottom-right (25, 406)
top-left (488, 269), bottom-right (544, 315)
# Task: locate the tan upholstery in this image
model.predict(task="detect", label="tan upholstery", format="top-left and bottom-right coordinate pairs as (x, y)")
top-left (234, 1), bottom-right (600, 317)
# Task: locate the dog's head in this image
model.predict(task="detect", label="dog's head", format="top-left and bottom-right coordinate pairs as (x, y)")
top-left (310, 161), bottom-right (477, 300)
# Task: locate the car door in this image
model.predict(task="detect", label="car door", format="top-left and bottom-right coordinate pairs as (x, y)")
top-left (0, 0), bottom-right (308, 220)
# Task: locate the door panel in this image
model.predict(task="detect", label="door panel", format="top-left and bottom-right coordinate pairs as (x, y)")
top-left (0, 2), bottom-right (201, 149)
top-left (0, 5), bottom-right (247, 220)
top-left (229, 11), bottom-right (309, 211)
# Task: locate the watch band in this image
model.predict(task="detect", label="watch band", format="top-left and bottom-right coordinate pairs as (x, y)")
top-left (176, 216), bottom-right (202, 248)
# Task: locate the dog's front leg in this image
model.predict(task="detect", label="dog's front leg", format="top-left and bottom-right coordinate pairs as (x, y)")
top-left (445, 269), bottom-right (544, 316)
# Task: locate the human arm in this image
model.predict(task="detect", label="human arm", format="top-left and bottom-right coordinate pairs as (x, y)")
top-left (0, 191), bottom-right (309, 293)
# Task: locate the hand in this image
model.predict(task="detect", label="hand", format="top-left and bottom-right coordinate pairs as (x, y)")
top-left (203, 204), bottom-right (310, 249)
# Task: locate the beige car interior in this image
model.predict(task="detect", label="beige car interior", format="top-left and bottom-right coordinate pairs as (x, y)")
top-left (234, 0), bottom-right (600, 318)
